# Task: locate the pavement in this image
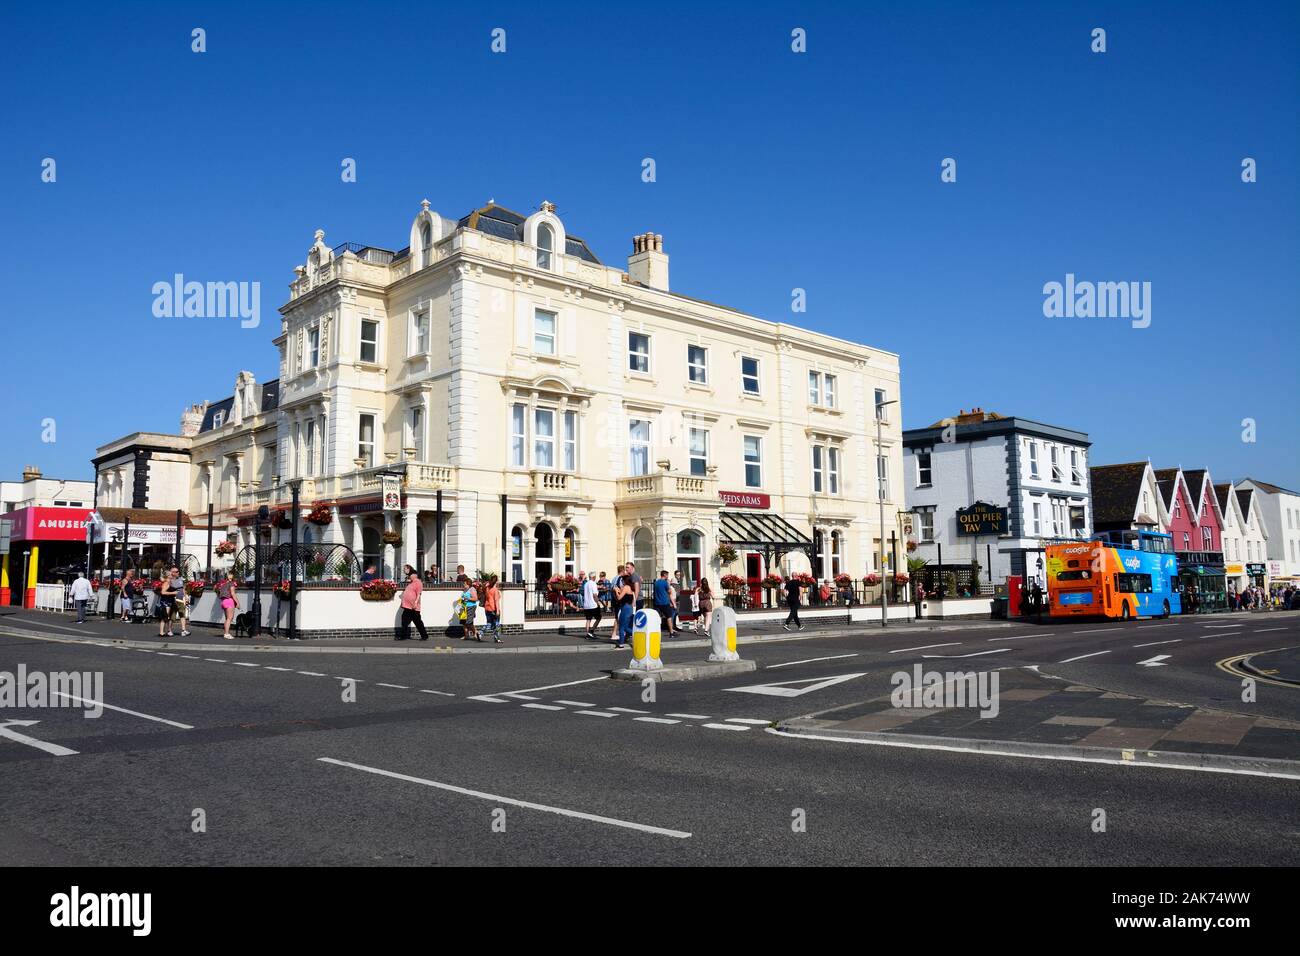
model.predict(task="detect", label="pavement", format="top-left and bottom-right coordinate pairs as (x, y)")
top-left (1, 607), bottom-right (1297, 865)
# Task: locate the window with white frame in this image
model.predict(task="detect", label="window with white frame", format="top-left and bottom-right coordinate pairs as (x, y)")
top-left (828, 446), bottom-right (840, 494)
top-left (687, 345), bottom-right (707, 384)
top-left (809, 372), bottom-right (836, 408)
top-left (536, 223), bottom-right (555, 270)
top-left (1051, 498), bottom-right (1065, 536)
top-left (876, 453), bottom-right (888, 501)
top-left (303, 420), bottom-right (315, 476)
top-left (811, 445), bottom-right (824, 493)
top-left (1028, 441), bottom-right (1039, 478)
top-left (358, 414), bottom-right (375, 467)
top-left (1050, 446), bottom-right (1062, 482)
top-left (533, 408), bottom-right (555, 468)
top-left (824, 374), bottom-right (836, 408)
top-left (359, 320), bottom-right (379, 363)
top-left (533, 309), bottom-right (556, 355)
top-left (563, 411), bottom-right (577, 471)
top-left (918, 508), bottom-right (935, 542)
top-left (830, 530), bottom-right (843, 576)
top-left (628, 332), bottom-right (650, 373)
top-left (917, 451), bottom-right (932, 486)
top-left (1070, 449), bottom-right (1082, 485)
top-left (1182, 531), bottom-right (1191, 550)
top-left (510, 405), bottom-right (526, 467)
top-left (1173, 497), bottom-right (1181, 519)
top-left (212, 410), bottom-right (224, 429)
top-left (420, 222), bottom-right (433, 267)
top-left (409, 406), bottom-right (424, 461)
top-left (1203, 526), bottom-right (1213, 550)
top-left (308, 327), bottom-right (320, 368)
top-left (1031, 501), bottom-right (1042, 535)
top-left (411, 310), bottom-right (429, 356)
top-left (743, 436), bottom-right (763, 488)
top-left (874, 388), bottom-right (886, 418)
top-left (741, 356), bottom-right (760, 394)
top-left (808, 371), bottom-right (821, 406)
top-left (629, 419), bottom-right (651, 476)
top-left (688, 428), bottom-right (709, 477)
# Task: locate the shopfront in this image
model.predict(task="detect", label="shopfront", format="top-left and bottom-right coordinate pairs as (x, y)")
top-left (0, 506), bottom-right (92, 607)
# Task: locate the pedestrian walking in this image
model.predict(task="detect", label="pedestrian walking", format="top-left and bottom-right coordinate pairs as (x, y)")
top-left (581, 571), bottom-right (602, 638)
top-left (653, 570), bottom-right (676, 637)
top-left (783, 575), bottom-right (804, 631)
top-left (483, 575), bottom-right (503, 643)
top-left (70, 572), bottom-right (93, 624)
top-left (397, 569), bottom-right (429, 641)
top-left (613, 567), bottom-right (635, 648)
top-left (158, 566), bottom-right (180, 637)
top-left (696, 578), bottom-right (715, 633)
top-left (119, 570), bottom-right (136, 622)
top-left (459, 575), bottom-right (479, 642)
top-left (216, 570), bottom-right (239, 640)
top-left (625, 562), bottom-right (643, 610)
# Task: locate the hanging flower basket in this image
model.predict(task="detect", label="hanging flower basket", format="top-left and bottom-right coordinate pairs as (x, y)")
top-left (381, 530), bottom-right (403, 545)
top-left (892, 572), bottom-right (910, 585)
top-left (214, 539), bottom-right (237, 556)
top-left (305, 503), bottom-right (333, 526)
top-left (863, 573), bottom-right (881, 586)
top-left (270, 509), bottom-right (293, 529)
top-left (272, 580), bottom-right (293, 598)
top-left (716, 544), bottom-right (739, 565)
top-left (720, 573), bottom-right (746, 592)
top-left (906, 539), bottom-right (918, 553)
top-left (792, 572), bottom-right (816, 586)
top-left (547, 573), bottom-right (582, 593)
top-left (184, 581), bottom-right (206, 598)
top-left (360, 579), bottom-right (397, 601)
top-left (834, 573), bottom-right (854, 587)
top-left (760, 573), bottom-right (784, 589)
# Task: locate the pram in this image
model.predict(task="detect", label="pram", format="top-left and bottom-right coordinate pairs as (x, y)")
top-left (129, 595), bottom-right (150, 623)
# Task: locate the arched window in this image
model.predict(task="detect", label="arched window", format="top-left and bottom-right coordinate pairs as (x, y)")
top-left (420, 222), bottom-right (433, 268)
top-left (510, 525), bottom-right (524, 584)
top-left (631, 527), bottom-right (654, 569)
top-left (534, 524), bottom-right (554, 586)
top-left (536, 223), bottom-right (554, 270)
top-left (813, 529), bottom-right (826, 579)
top-left (563, 528), bottom-right (576, 575)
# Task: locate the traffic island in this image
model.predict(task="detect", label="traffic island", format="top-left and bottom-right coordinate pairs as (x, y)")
top-left (610, 605), bottom-right (755, 681)
top-left (610, 659), bottom-right (756, 682)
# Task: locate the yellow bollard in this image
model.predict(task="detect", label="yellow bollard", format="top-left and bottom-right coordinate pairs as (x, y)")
top-left (708, 605), bottom-right (740, 662)
top-left (628, 607), bottom-right (663, 671)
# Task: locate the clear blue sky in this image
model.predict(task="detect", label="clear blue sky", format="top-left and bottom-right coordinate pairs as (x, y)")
top-left (2, 0), bottom-right (1296, 490)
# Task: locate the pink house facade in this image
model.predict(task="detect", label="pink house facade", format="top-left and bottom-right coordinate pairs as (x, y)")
top-left (1155, 467), bottom-right (1227, 610)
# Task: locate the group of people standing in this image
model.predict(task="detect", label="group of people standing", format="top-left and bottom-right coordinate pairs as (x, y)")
top-left (1228, 583), bottom-right (1297, 611)
top-left (575, 563), bottom-right (720, 647)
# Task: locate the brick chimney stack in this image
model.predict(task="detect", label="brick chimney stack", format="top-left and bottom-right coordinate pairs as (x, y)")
top-left (627, 232), bottom-right (669, 291)
top-left (21, 465), bottom-right (41, 482)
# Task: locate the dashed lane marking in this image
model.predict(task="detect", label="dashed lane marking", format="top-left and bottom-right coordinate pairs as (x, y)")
top-left (50, 693), bottom-right (193, 730)
top-left (264, 666), bottom-right (293, 672)
top-left (553, 700), bottom-right (596, 707)
top-left (574, 710), bottom-right (619, 718)
top-left (666, 713), bottom-right (711, 720)
top-left (703, 723), bottom-right (749, 732)
top-left (521, 703), bottom-right (565, 711)
top-left (725, 718), bottom-right (771, 725)
top-left (921, 649), bottom-right (1012, 659)
top-left (376, 683), bottom-right (410, 689)
top-left (1073, 628), bottom-right (1120, 634)
top-left (1133, 639), bottom-right (1181, 648)
top-left (419, 689), bottom-right (455, 696)
top-left (204, 659), bottom-right (227, 664)
top-left (297, 671), bottom-right (326, 677)
top-left (767, 653), bottom-right (858, 669)
top-left (1059, 650), bottom-right (1110, 663)
top-left (232, 662), bottom-right (260, 667)
top-left (890, 643), bottom-right (961, 654)
top-left (608, 707), bottom-right (650, 714)
top-left (634, 717), bottom-right (681, 725)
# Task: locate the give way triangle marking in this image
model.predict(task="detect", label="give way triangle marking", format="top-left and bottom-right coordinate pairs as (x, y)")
top-left (724, 672), bottom-right (869, 698)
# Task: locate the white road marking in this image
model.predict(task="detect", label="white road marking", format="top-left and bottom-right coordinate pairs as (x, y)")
top-left (1138, 655), bottom-right (1171, 667)
top-left (1059, 650), bottom-right (1110, 663)
top-left (492, 676), bottom-right (607, 696)
top-left (703, 723), bottom-right (749, 731)
top-left (553, 700), bottom-right (596, 707)
top-left (725, 718), bottom-right (771, 725)
top-left (990, 635), bottom-right (1037, 641)
top-left (468, 695), bottom-right (509, 703)
top-left (134, 649), bottom-right (154, 653)
top-left (419, 689), bottom-right (455, 696)
top-left (666, 713), bottom-right (711, 720)
top-left (1253, 627), bottom-right (1286, 633)
top-left (725, 672), bottom-right (869, 698)
top-left (634, 717), bottom-right (681, 725)
top-left (574, 710), bottom-right (619, 718)
top-left (1133, 639), bottom-right (1181, 648)
top-left (179, 655), bottom-right (200, 659)
top-left (0, 720), bottom-right (78, 757)
top-left (890, 643), bottom-right (961, 654)
top-left (317, 757), bottom-right (691, 838)
top-left (921, 648), bottom-right (1013, 659)
top-left (50, 693), bottom-right (193, 730)
top-left (264, 666), bottom-right (293, 672)
top-left (156, 652), bottom-right (178, 657)
top-left (204, 659), bottom-right (228, 664)
top-left (767, 653), bottom-right (858, 669)
top-left (521, 703), bottom-right (565, 711)
top-left (232, 662), bottom-right (260, 667)
top-left (376, 683), bottom-right (410, 689)
top-left (297, 671), bottom-right (326, 677)
top-left (502, 693), bottom-right (538, 700)
top-left (608, 707), bottom-right (650, 714)
top-left (764, 728), bottom-right (1300, 780)
top-left (1202, 624), bottom-right (1242, 629)
top-left (1073, 627), bottom-right (1120, 634)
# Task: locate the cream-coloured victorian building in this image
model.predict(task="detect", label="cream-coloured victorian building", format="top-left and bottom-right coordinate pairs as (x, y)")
top-left (142, 199), bottom-right (904, 591)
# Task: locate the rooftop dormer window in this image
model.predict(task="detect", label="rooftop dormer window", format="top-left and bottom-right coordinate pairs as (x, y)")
top-left (537, 223), bottom-right (555, 270)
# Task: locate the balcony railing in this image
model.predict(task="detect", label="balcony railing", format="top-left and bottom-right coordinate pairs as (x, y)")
top-left (235, 460), bottom-right (457, 509)
top-left (528, 470), bottom-right (583, 498)
top-left (616, 472), bottom-right (717, 503)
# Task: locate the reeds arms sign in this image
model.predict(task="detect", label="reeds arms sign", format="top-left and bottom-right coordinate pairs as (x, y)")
top-left (956, 502), bottom-right (1008, 536)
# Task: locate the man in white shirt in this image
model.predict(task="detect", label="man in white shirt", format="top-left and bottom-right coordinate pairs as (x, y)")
top-left (70, 572), bottom-right (94, 624)
top-left (581, 571), bottom-right (602, 639)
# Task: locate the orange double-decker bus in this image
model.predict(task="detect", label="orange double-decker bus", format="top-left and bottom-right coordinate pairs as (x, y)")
top-left (1046, 531), bottom-right (1180, 620)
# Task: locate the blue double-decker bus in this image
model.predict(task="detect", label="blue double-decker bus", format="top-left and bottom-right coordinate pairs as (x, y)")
top-left (1047, 530), bottom-right (1182, 620)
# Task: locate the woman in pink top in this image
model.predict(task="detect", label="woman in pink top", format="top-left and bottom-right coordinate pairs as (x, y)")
top-left (397, 570), bottom-right (428, 641)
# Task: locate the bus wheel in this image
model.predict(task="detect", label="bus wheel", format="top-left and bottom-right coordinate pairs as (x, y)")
top-left (1161, 600), bottom-right (1170, 619)
top-left (1121, 603), bottom-right (1131, 621)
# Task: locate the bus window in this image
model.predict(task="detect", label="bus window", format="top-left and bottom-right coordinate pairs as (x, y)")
top-left (1116, 573), bottom-right (1153, 594)
top-left (1056, 570), bottom-right (1092, 581)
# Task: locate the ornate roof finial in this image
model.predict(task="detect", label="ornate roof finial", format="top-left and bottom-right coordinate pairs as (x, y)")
top-left (420, 198), bottom-right (430, 212)
top-left (540, 200), bottom-right (556, 213)
top-left (314, 228), bottom-right (325, 243)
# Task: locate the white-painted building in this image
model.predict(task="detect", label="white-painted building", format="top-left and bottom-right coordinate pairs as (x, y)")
top-left (903, 408), bottom-right (1092, 589)
top-left (1237, 478), bottom-right (1300, 586)
top-left (94, 199), bottom-right (906, 592)
top-left (1, 466), bottom-right (94, 513)
top-left (1216, 482), bottom-right (1270, 592)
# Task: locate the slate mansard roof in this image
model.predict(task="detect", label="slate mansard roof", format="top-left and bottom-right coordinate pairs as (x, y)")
top-left (455, 203), bottom-right (603, 265)
top-left (199, 380), bottom-right (279, 433)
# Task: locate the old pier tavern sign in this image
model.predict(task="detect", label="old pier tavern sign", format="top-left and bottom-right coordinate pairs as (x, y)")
top-left (956, 501), bottom-right (1009, 536)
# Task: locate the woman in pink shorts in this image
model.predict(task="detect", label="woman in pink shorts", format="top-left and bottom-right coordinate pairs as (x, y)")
top-left (216, 571), bottom-right (239, 640)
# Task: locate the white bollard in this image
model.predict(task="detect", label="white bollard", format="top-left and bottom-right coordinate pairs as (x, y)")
top-left (628, 607), bottom-right (663, 671)
top-left (708, 605), bottom-right (740, 661)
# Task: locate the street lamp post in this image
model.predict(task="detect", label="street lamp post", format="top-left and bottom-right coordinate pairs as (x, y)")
top-left (876, 398), bottom-right (899, 627)
top-left (251, 505), bottom-right (268, 639)
top-left (287, 480), bottom-right (302, 641)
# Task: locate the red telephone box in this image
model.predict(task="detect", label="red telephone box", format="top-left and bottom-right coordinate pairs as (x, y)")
top-left (1006, 577), bottom-right (1024, 617)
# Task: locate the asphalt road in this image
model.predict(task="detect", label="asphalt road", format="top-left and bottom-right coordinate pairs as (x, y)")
top-left (1, 612), bottom-right (1297, 865)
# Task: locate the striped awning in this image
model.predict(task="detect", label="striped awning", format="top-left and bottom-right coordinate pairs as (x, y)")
top-left (718, 510), bottom-right (813, 549)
